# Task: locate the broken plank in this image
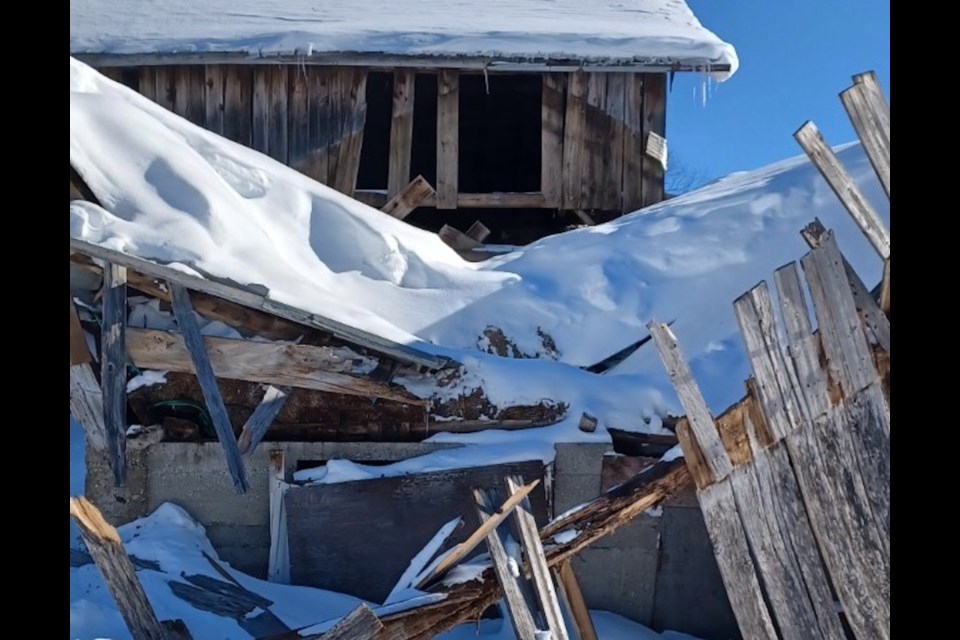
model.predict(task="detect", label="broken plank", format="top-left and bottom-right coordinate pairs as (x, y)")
top-left (237, 385), bottom-right (292, 455)
top-left (840, 83), bottom-right (889, 198)
top-left (268, 450), bottom-right (291, 584)
top-left (126, 328), bottom-right (426, 405)
top-left (70, 363), bottom-right (109, 452)
top-left (169, 284), bottom-right (249, 493)
top-left (794, 121), bottom-right (889, 259)
top-left (506, 475), bottom-right (570, 640)
top-left (204, 65), bottom-right (225, 135)
top-left (101, 262), bottom-right (128, 486)
top-left (555, 562), bottom-right (597, 640)
top-left (474, 488), bottom-right (539, 640)
top-left (308, 604), bottom-right (383, 640)
top-left (647, 322), bottom-right (732, 482)
top-left (417, 478), bottom-right (541, 589)
top-left (388, 70), bottom-right (416, 198)
top-left (541, 73), bottom-right (566, 208)
top-left (381, 175), bottom-right (434, 220)
top-left (69, 497), bottom-right (166, 640)
top-left (436, 69), bottom-right (459, 209)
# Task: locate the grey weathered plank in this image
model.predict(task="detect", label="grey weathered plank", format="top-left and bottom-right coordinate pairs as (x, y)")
top-left (555, 562), bottom-right (597, 640)
top-left (334, 69), bottom-right (367, 196)
top-left (852, 71), bottom-right (890, 158)
top-left (139, 66), bottom-right (157, 102)
top-left (801, 232), bottom-right (880, 398)
top-left (223, 65), bottom-right (252, 146)
top-left (602, 73), bottom-right (626, 211)
top-left (697, 482), bottom-right (778, 639)
top-left (101, 262), bottom-right (128, 486)
top-left (436, 69), bottom-right (460, 209)
top-left (304, 66), bottom-right (330, 184)
top-left (268, 450), bottom-right (291, 584)
top-left (270, 65), bottom-right (290, 163)
top-left (381, 175), bottom-right (435, 219)
top-left (579, 73), bottom-right (608, 209)
top-left (438, 224), bottom-right (481, 251)
top-left (840, 83), bottom-right (889, 199)
top-left (474, 488), bottom-right (539, 640)
top-left (204, 65), bottom-right (225, 135)
top-left (880, 258), bottom-right (890, 316)
top-left (465, 220), bottom-right (492, 243)
top-left (561, 72), bottom-right (589, 210)
top-left (169, 284), bottom-right (249, 493)
top-left (70, 363), bottom-right (109, 453)
top-left (252, 67), bottom-right (271, 156)
top-left (506, 476), bottom-right (570, 640)
top-left (173, 66), bottom-right (205, 125)
top-left (640, 73), bottom-right (666, 208)
top-left (794, 121), bottom-right (890, 259)
top-left (237, 385), bottom-right (291, 455)
top-left (69, 497), bottom-right (165, 640)
top-left (801, 219), bottom-right (889, 355)
top-left (311, 604), bottom-right (383, 640)
top-left (325, 69), bottom-right (344, 185)
top-left (287, 66), bottom-right (310, 172)
top-left (647, 321), bottom-right (732, 481)
top-left (154, 66), bottom-right (176, 112)
top-left (70, 238), bottom-right (450, 370)
top-left (621, 74), bottom-right (644, 212)
top-left (388, 70), bottom-right (416, 198)
top-left (541, 73), bottom-right (566, 208)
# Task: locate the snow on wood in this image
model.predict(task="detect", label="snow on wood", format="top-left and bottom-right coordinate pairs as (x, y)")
top-left (237, 385), bottom-right (292, 455)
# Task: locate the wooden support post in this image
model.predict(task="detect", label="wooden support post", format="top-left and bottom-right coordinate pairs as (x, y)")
top-left (303, 604), bottom-right (383, 640)
top-left (268, 450), bottom-right (291, 584)
top-left (794, 121), bottom-right (890, 260)
top-left (381, 175), bottom-right (435, 220)
top-left (101, 262), bottom-right (128, 486)
top-left (237, 385), bottom-right (291, 455)
top-left (506, 476), bottom-right (570, 640)
top-left (169, 284), bottom-right (249, 493)
top-left (436, 70), bottom-right (460, 209)
top-left (69, 497), bottom-right (166, 640)
top-left (388, 70), bottom-right (416, 198)
top-left (474, 488), bottom-right (539, 640)
top-left (555, 562), bottom-right (597, 640)
top-left (541, 73), bottom-right (566, 208)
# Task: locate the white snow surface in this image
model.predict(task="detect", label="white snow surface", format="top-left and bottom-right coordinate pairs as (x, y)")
top-left (70, 0), bottom-right (738, 79)
top-left (70, 58), bottom-right (889, 425)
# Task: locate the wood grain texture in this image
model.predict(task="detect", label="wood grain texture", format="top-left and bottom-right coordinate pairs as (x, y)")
top-left (561, 72), bottom-right (589, 210)
top-left (287, 66), bottom-right (310, 173)
top-left (840, 83), bottom-right (889, 198)
top-left (308, 604), bottom-right (382, 640)
top-left (237, 385), bottom-right (291, 455)
top-left (173, 66), bottom-right (205, 125)
top-left (204, 65), bottom-right (225, 135)
top-left (579, 73), bottom-right (607, 209)
top-left (640, 73), bottom-right (666, 208)
top-left (388, 70), bottom-right (416, 198)
top-left (69, 497), bottom-right (165, 640)
top-left (436, 69), bottom-right (460, 209)
top-left (794, 121), bottom-right (890, 259)
top-left (101, 262), bottom-right (128, 486)
top-left (223, 65), bottom-right (252, 146)
top-left (621, 74), bottom-right (645, 212)
top-left (169, 284), bottom-right (249, 493)
top-left (381, 175), bottom-right (434, 220)
top-left (70, 363), bottom-right (109, 453)
top-left (70, 299), bottom-right (92, 365)
top-left (333, 69), bottom-right (367, 196)
top-left (602, 73), bottom-right (626, 210)
top-left (541, 73), bottom-right (566, 208)
top-left (555, 562), bottom-right (597, 640)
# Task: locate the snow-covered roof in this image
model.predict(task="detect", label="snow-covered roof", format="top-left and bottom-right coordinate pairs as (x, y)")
top-left (69, 0), bottom-right (738, 79)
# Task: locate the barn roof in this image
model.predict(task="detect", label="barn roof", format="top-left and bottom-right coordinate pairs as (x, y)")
top-left (70, 0), bottom-right (738, 79)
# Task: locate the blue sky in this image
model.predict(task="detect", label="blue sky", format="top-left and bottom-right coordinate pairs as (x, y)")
top-left (667, 1), bottom-right (890, 187)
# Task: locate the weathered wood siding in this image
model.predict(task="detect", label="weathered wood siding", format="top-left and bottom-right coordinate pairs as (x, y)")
top-left (100, 65), bottom-right (666, 213)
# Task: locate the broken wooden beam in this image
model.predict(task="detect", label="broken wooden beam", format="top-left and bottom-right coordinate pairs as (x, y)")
top-left (381, 175), bottom-right (435, 220)
top-left (555, 561), bottom-right (598, 640)
top-left (840, 81), bottom-right (890, 199)
top-left (126, 328), bottom-right (427, 406)
top-left (69, 497), bottom-right (166, 640)
top-left (465, 220), bottom-right (491, 243)
top-left (169, 284), bottom-right (249, 493)
top-left (100, 262), bottom-right (128, 486)
top-left (237, 385), bottom-right (292, 455)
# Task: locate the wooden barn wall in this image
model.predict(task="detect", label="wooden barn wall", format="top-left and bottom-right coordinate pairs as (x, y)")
top-left (98, 65), bottom-right (666, 213)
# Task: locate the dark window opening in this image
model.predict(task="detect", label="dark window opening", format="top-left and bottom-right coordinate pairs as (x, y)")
top-left (356, 72), bottom-right (393, 190)
top-left (410, 73), bottom-right (439, 188)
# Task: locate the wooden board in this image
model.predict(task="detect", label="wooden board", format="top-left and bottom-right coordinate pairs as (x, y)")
top-left (173, 66), bottom-right (205, 126)
top-left (252, 65), bottom-right (289, 162)
top-left (388, 70), bottom-right (416, 198)
top-left (333, 69), bottom-right (368, 196)
top-left (561, 72), bottom-right (589, 210)
top-left (287, 66), bottom-right (311, 174)
top-left (436, 69), bottom-right (459, 209)
top-left (284, 460), bottom-right (548, 603)
top-left (579, 73), bottom-right (607, 209)
top-left (154, 66), bottom-right (176, 112)
top-left (601, 73), bottom-right (626, 210)
top-left (621, 74), bottom-right (645, 212)
top-left (223, 66), bottom-right (253, 146)
top-left (541, 73), bottom-right (566, 208)
top-left (204, 65), bottom-right (225, 135)
top-left (303, 66), bottom-right (331, 183)
top-left (640, 74), bottom-right (666, 208)
top-left (381, 175), bottom-right (435, 219)
top-left (840, 83), bottom-right (890, 199)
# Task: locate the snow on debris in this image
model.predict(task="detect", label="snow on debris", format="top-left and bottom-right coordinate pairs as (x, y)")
top-left (69, 58), bottom-right (888, 422)
top-left (70, 0), bottom-right (738, 80)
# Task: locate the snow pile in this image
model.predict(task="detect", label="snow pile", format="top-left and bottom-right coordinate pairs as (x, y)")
top-left (70, 0), bottom-right (738, 80)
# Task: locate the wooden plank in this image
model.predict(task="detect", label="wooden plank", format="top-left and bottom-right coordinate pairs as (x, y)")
top-left (541, 73), bottom-right (566, 208)
top-left (561, 72), bottom-right (589, 210)
top-left (268, 450), bottom-right (291, 584)
top-left (70, 363), bottom-right (109, 452)
top-left (169, 284), bottom-right (249, 493)
top-left (852, 71), bottom-right (890, 167)
top-left (622, 74), bottom-right (645, 212)
top-left (555, 562), bottom-right (597, 640)
top-left (474, 488), bottom-right (539, 640)
top-left (645, 131), bottom-right (667, 169)
top-left (640, 73), bottom-right (667, 208)
top-left (381, 175), bottom-right (435, 220)
top-left (223, 65), bottom-right (252, 146)
top-left (579, 73), bottom-right (607, 209)
top-left (456, 192), bottom-right (546, 208)
top-left (288, 66), bottom-right (310, 172)
top-left (326, 69), bottom-right (344, 185)
top-left (506, 476), bottom-right (570, 640)
top-left (794, 121), bottom-right (890, 259)
top-left (126, 328), bottom-right (426, 405)
top-left (388, 70), bottom-right (416, 198)
top-left (270, 65), bottom-right (289, 163)
top-left (100, 262), bottom-right (128, 486)
top-left (154, 66), bottom-right (176, 112)
top-left (647, 322), bottom-right (732, 481)
top-left (439, 224), bottom-right (481, 251)
top-left (309, 604), bottom-right (383, 640)
top-left (840, 83), bottom-right (890, 198)
top-left (697, 482), bottom-right (778, 639)
top-left (417, 478), bottom-right (541, 589)
top-left (173, 66), bottom-right (205, 125)
top-left (139, 67), bottom-right (157, 102)
top-left (465, 220), bottom-right (492, 243)
top-left (71, 238), bottom-right (451, 370)
top-left (880, 258), bottom-right (890, 316)
top-left (303, 67), bottom-right (330, 183)
top-left (334, 70), bottom-right (367, 196)
top-left (70, 299), bottom-right (92, 365)
top-left (204, 65), bottom-right (225, 135)
top-left (602, 73), bottom-right (626, 211)
top-left (69, 497), bottom-right (165, 640)
top-left (801, 218), bottom-right (889, 354)
top-left (436, 69), bottom-right (460, 209)
top-left (237, 385), bottom-right (292, 455)
top-left (252, 66), bottom-right (271, 155)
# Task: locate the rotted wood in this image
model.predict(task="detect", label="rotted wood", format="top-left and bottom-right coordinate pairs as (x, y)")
top-left (237, 385), bottom-right (291, 455)
top-left (169, 284), bottom-right (249, 493)
top-left (69, 497), bottom-right (166, 640)
top-left (794, 121), bottom-right (890, 260)
top-left (101, 262), bottom-right (128, 486)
